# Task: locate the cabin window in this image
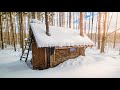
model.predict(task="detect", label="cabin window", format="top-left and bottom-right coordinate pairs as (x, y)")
top-left (69, 48), bottom-right (77, 52)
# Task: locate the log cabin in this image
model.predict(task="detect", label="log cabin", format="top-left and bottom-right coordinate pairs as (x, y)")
top-left (29, 19), bottom-right (94, 70)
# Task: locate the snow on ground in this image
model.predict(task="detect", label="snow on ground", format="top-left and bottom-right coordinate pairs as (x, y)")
top-left (0, 46), bottom-right (120, 78)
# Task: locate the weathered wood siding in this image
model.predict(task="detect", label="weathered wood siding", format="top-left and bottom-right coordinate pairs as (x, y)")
top-left (51, 47), bottom-right (85, 67)
top-left (32, 40), bottom-right (85, 69)
top-left (32, 39), bottom-right (47, 70)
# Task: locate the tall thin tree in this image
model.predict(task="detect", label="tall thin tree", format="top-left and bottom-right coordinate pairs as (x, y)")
top-left (98, 12), bottom-right (101, 49)
top-left (5, 12), bottom-right (10, 45)
top-left (113, 12), bottom-right (118, 48)
top-left (0, 12), bottom-right (4, 49)
top-left (91, 12), bottom-right (94, 40)
top-left (69, 12), bottom-right (71, 28)
top-left (19, 12), bottom-right (24, 53)
top-left (101, 12), bottom-right (107, 53)
top-left (45, 12), bottom-right (51, 36)
top-left (10, 12), bottom-right (16, 51)
top-left (80, 12), bottom-right (84, 36)
top-left (88, 14), bottom-right (91, 38)
top-left (59, 12), bottom-right (62, 27)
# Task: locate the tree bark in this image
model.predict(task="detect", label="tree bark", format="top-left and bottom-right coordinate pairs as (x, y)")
top-left (0, 12), bottom-right (4, 49)
top-left (88, 16), bottom-right (91, 38)
top-left (5, 13), bottom-right (10, 45)
top-left (98, 12), bottom-right (101, 49)
top-left (45, 12), bottom-right (51, 36)
top-left (59, 12), bottom-right (62, 27)
top-left (101, 12), bottom-right (107, 53)
top-left (10, 12), bottom-right (16, 51)
top-left (95, 16), bottom-right (98, 47)
top-left (91, 12), bottom-right (94, 40)
top-left (84, 12), bottom-right (86, 34)
top-left (80, 12), bottom-right (84, 36)
top-left (113, 12), bottom-right (118, 48)
top-left (19, 12), bottom-right (24, 53)
top-left (69, 12), bottom-right (71, 28)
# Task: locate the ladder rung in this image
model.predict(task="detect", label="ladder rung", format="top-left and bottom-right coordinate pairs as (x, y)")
top-left (24, 46), bottom-right (29, 49)
top-left (24, 45), bottom-right (29, 46)
top-left (22, 54), bottom-right (27, 56)
top-left (24, 53), bottom-right (28, 54)
top-left (22, 56), bottom-right (26, 58)
top-left (25, 48), bottom-right (29, 50)
top-left (27, 41), bottom-right (31, 43)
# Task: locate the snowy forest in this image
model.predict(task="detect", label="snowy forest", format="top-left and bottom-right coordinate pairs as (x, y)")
top-left (0, 12), bottom-right (120, 78)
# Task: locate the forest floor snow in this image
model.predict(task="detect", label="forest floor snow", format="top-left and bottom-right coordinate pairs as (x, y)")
top-left (0, 46), bottom-right (120, 78)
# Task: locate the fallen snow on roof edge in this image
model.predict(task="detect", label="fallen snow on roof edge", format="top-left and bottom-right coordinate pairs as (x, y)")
top-left (30, 23), bottom-right (94, 48)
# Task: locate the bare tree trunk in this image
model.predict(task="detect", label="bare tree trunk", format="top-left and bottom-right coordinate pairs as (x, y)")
top-left (88, 16), bottom-right (91, 37)
top-left (73, 12), bottom-right (74, 29)
top-left (14, 15), bottom-right (17, 45)
top-left (95, 16), bottom-right (98, 47)
top-left (62, 12), bottom-right (65, 27)
top-left (10, 12), bottom-right (16, 51)
top-left (50, 12), bottom-right (54, 26)
top-left (5, 13), bottom-right (9, 45)
top-left (101, 12), bottom-right (107, 53)
top-left (66, 12), bottom-right (68, 28)
top-left (69, 12), bottom-right (71, 28)
top-left (59, 12), bottom-right (62, 27)
top-left (113, 12), bottom-right (118, 48)
top-left (0, 13), bottom-right (4, 49)
top-left (45, 12), bottom-right (51, 36)
top-left (91, 12), bottom-right (94, 40)
top-left (19, 12), bottom-right (24, 53)
top-left (78, 13), bottom-right (80, 30)
top-left (32, 12), bottom-right (37, 19)
top-left (28, 13), bottom-right (31, 37)
top-left (80, 12), bottom-right (84, 36)
top-left (98, 12), bottom-right (101, 49)
top-left (37, 12), bottom-right (41, 20)
top-left (57, 12), bottom-right (59, 27)
top-left (19, 13), bottom-right (22, 48)
top-left (23, 14), bottom-right (26, 40)
top-left (84, 12), bottom-right (86, 34)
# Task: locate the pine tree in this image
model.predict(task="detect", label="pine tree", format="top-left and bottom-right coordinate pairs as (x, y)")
top-left (88, 14), bottom-right (91, 38)
top-left (10, 12), bottom-right (16, 51)
top-left (69, 12), bottom-right (71, 28)
top-left (0, 12), bottom-right (4, 49)
top-left (113, 12), bottom-right (118, 48)
top-left (45, 12), bottom-right (51, 36)
top-left (80, 12), bottom-right (84, 36)
top-left (101, 12), bottom-right (107, 53)
top-left (5, 12), bottom-right (10, 45)
top-left (98, 12), bottom-right (101, 49)
top-left (91, 12), bottom-right (94, 40)
top-left (59, 12), bottom-right (62, 27)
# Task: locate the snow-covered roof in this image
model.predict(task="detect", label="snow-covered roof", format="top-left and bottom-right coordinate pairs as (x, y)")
top-left (30, 19), bottom-right (94, 48)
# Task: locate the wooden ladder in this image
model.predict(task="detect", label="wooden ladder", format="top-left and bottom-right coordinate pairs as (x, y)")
top-left (20, 38), bottom-right (32, 62)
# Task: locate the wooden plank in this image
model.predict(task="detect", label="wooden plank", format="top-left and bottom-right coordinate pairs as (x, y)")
top-left (32, 39), bottom-right (46, 70)
top-left (50, 47), bottom-right (55, 67)
top-left (44, 48), bottom-right (47, 68)
top-left (55, 45), bottom-right (92, 49)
